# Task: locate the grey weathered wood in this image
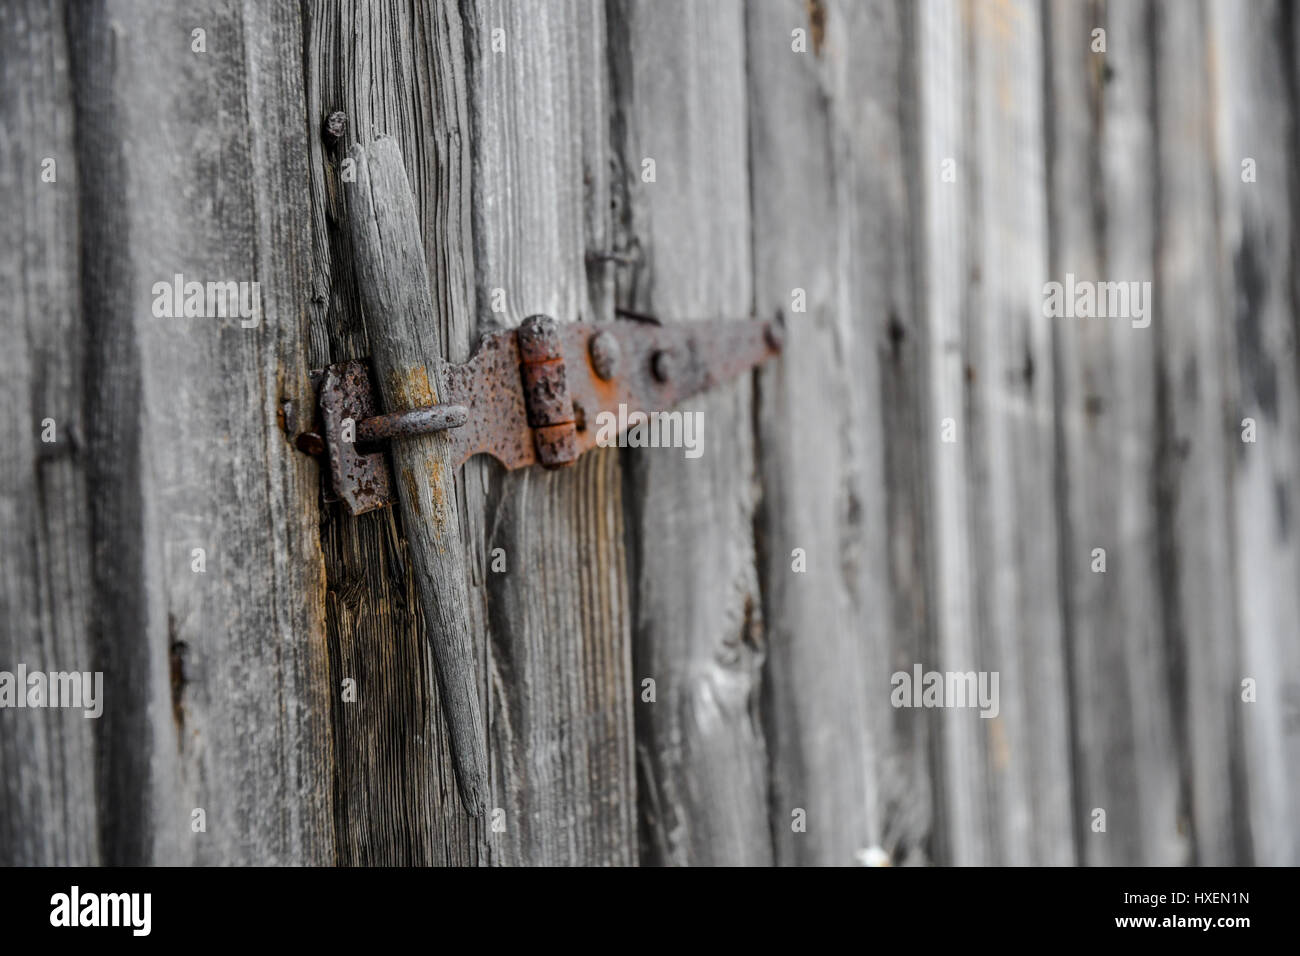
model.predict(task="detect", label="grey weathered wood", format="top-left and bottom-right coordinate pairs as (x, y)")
top-left (0, 0), bottom-right (98, 865)
top-left (0, 0), bottom-right (334, 863)
top-left (1153, 0), bottom-right (1250, 866)
top-left (610, 0), bottom-right (770, 866)
top-left (466, 0), bottom-right (637, 866)
top-left (746, 0), bottom-right (934, 866)
top-left (345, 135), bottom-right (489, 817)
top-left (915, 0), bottom-right (983, 864)
top-left (969, 0), bottom-right (1073, 866)
top-left (745, 0), bottom-right (876, 867)
top-left (1208, 0), bottom-right (1300, 867)
top-left (1044, 0), bottom-right (1186, 865)
top-left (849, 0), bottom-right (941, 868)
top-left (919, 0), bottom-right (1074, 865)
top-left (6, 0), bottom-right (1300, 870)
top-left (303, 0), bottom-right (481, 865)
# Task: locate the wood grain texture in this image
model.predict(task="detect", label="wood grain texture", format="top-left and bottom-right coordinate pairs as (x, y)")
top-left (4, 0), bottom-right (1299, 870)
top-left (919, 0), bottom-right (1074, 865)
top-left (4, 0), bottom-right (335, 864)
top-left (1044, 0), bottom-right (1186, 866)
top-left (610, 0), bottom-right (771, 866)
top-left (1209, 0), bottom-right (1300, 867)
top-left (745, 0), bottom-right (874, 867)
top-left (746, 0), bottom-right (935, 866)
top-left (466, 0), bottom-right (637, 866)
top-left (1153, 0), bottom-right (1249, 867)
top-left (304, 0), bottom-right (483, 865)
top-left (968, 0), bottom-right (1073, 866)
top-left (916, 0), bottom-right (982, 865)
top-left (0, 0), bottom-right (98, 865)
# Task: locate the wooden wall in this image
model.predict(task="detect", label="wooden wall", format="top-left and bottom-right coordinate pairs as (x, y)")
top-left (1, 0), bottom-right (1296, 866)
top-left (2, 0), bottom-right (332, 864)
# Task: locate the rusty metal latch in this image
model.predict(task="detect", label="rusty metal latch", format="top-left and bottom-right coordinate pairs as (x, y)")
top-left (298, 313), bottom-right (782, 514)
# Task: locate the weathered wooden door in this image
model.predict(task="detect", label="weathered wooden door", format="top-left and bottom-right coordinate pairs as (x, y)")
top-left (3, 0), bottom-right (1298, 867)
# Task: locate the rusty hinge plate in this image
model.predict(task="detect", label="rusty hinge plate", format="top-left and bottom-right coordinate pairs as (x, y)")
top-left (301, 315), bottom-right (782, 514)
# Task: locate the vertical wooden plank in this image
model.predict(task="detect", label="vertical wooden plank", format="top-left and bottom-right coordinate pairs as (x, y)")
top-left (609, 0), bottom-right (770, 866)
top-left (916, 0), bottom-right (982, 865)
top-left (746, 0), bottom-right (935, 866)
top-left (304, 0), bottom-right (481, 866)
top-left (1209, 0), bottom-right (1300, 866)
top-left (1044, 0), bottom-right (1187, 865)
top-left (745, 0), bottom-right (874, 868)
top-left (919, 0), bottom-right (1074, 864)
top-left (466, 0), bottom-right (636, 866)
top-left (859, 0), bottom-right (942, 868)
top-left (968, 0), bottom-right (1073, 865)
top-left (0, 0), bottom-right (98, 864)
top-left (1153, 0), bottom-right (1250, 866)
top-left (27, 0), bottom-right (335, 863)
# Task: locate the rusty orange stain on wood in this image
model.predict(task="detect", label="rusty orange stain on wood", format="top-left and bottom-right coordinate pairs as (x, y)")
top-left (424, 454), bottom-right (451, 551)
top-left (989, 716), bottom-right (1010, 771)
top-left (401, 468), bottom-right (422, 518)
top-left (967, 0), bottom-right (1026, 113)
top-left (389, 366), bottom-right (453, 553)
top-left (388, 364), bottom-right (436, 408)
top-left (806, 0), bottom-right (826, 56)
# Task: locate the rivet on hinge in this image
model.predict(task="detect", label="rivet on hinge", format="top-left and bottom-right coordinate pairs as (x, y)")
top-left (588, 329), bottom-right (620, 381)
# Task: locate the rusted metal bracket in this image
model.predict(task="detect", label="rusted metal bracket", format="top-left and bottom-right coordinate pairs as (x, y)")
top-left (299, 314), bottom-right (782, 515)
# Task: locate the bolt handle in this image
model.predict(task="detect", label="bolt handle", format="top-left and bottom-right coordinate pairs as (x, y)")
top-left (344, 136), bottom-right (489, 816)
